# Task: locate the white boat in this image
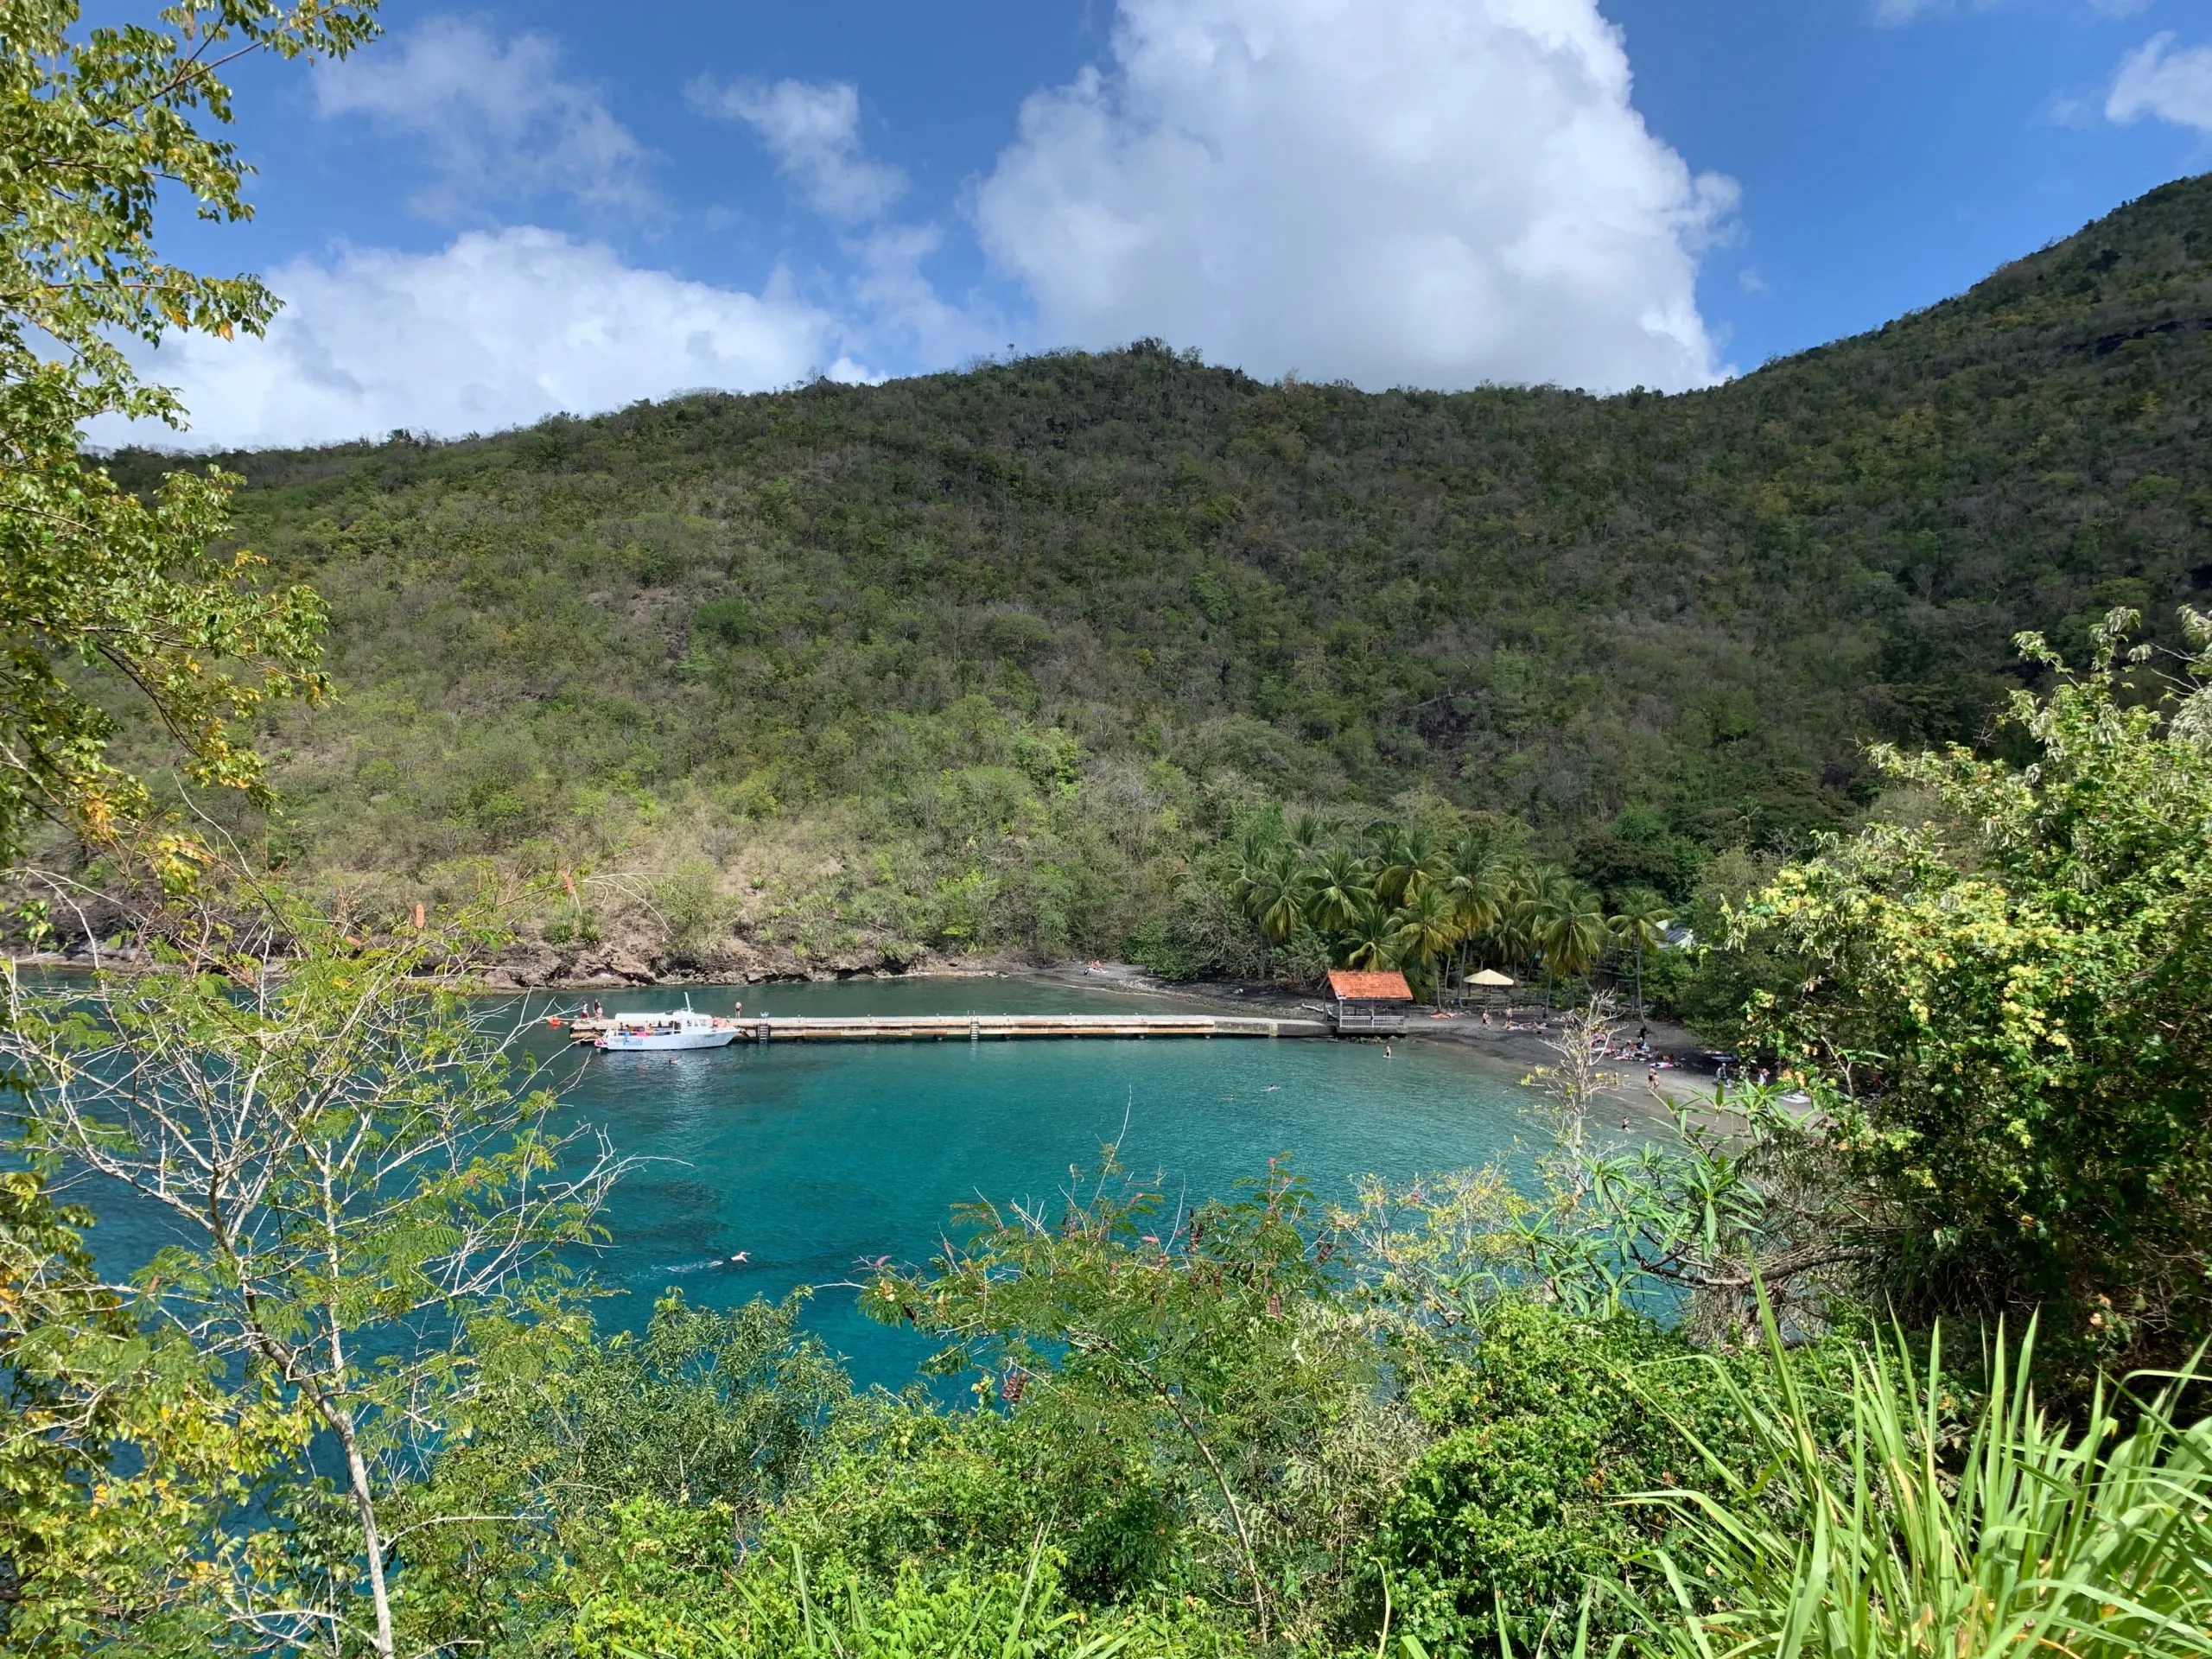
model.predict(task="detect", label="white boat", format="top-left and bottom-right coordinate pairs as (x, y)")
top-left (596, 998), bottom-right (742, 1052)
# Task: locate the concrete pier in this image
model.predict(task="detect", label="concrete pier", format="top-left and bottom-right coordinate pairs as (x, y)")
top-left (732, 1013), bottom-right (1329, 1043)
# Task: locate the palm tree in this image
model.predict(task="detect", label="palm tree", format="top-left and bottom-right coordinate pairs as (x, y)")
top-left (1609, 887), bottom-right (1672, 1017)
top-left (1367, 823), bottom-right (1409, 901)
top-left (1392, 883), bottom-right (1462, 1006)
top-left (1375, 825), bottom-right (1442, 908)
top-left (1536, 878), bottom-right (1611, 993)
top-left (1237, 846), bottom-right (1308, 943)
top-left (1341, 899), bottom-right (1402, 971)
top-left (1286, 810), bottom-right (1326, 857)
top-left (1442, 836), bottom-right (1513, 995)
top-left (1303, 844), bottom-right (1374, 933)
top-left (1491, 859), bottom-right (1553, 983)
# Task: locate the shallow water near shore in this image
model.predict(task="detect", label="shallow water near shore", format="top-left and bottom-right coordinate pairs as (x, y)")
top-left (68, 976), bottom-right (1542, 1390)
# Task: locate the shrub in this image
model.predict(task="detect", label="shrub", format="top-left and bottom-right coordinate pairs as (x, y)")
top-left (1372, 1300), bottom-right (1759, 1653)
top-left (1745, 610), bottom-right (2212, 1375)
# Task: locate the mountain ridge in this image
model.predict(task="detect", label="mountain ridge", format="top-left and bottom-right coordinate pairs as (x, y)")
top-left (91, 171), bottom-right (2212, 975)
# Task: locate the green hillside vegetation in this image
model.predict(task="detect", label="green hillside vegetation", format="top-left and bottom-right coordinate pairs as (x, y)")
top-left (87, 174), bottom-right (2212, 983)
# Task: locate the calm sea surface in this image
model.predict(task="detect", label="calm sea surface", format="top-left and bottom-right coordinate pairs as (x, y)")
top-left (66, 976), bottom-right (1541, 1389)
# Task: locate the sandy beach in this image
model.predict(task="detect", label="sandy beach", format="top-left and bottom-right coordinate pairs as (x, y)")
top-left (1026, 960), bottom-right (1731, 1122)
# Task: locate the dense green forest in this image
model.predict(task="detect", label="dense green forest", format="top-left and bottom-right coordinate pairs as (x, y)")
top-left (85, 173), bottom-right (2212, 982)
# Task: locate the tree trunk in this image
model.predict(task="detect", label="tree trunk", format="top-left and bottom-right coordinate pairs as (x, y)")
top-left (323, 1304), bottom-right (395, 1659)
top-left (332, 1406), bottom-right (395, 1659)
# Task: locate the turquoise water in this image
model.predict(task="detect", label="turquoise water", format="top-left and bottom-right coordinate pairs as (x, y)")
top-left (534, 980), bottom-right (1534, 1385)
top-left (67, 977), bottom-right (1541, 1390)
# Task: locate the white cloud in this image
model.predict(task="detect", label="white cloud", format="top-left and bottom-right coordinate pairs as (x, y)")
top-left (973, 0), bottom-right (1737, 393)
top-left (690, 77), bottom-right (906, 222)
top-left (2107, 32), bottom-right (2212, 134)
top-left (2088, 0), bottom-right (2153, 19)
top-left (96, 229), bottom-right (861, 450)
top-left (849, 223), bottom-right (1005, 363)
top-left (315, 18), bottom-right (655, 219)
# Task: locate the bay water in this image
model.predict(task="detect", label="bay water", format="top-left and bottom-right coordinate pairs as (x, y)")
top-left (64, 976), bottom-right (1542, 1390)
top-left (541, 978), bottom-right (1535, 1385)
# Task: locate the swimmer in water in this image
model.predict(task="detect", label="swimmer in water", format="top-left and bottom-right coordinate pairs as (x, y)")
top-left (727, 1251), bottom-right (749, 1265)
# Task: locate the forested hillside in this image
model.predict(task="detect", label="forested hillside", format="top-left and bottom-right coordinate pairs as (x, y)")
top-left (105, 173), bottom-right (2212, 976)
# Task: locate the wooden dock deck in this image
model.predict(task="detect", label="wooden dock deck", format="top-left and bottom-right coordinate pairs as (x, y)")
top-left (729, 1013), bottom-right (1330, 1043)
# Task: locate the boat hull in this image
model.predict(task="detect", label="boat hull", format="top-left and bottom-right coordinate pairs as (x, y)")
top-left (598, 1027), bottom-right (741, 1051)
top-left (597, 1035), bottom-right (743, 1057)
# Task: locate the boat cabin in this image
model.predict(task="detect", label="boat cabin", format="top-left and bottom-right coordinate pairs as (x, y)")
top-left (1327, 969), bottom-right (1413, 1035)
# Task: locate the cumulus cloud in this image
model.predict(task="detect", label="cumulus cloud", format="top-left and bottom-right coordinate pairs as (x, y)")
top-left (95, 229), bottom-right (861, 450)
top-left (850, 223), bottom-right (1007, 363)
top-left (690, 77), bottom-right (906, 222)
top-left (2107, 32), bottom-right (2212, 134)
top-left (974, 0), bottom-right (1738, 393)
top-left (315, 18), bottom-right (656, 219)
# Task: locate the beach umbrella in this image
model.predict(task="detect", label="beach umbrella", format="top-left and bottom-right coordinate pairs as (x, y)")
top-left (1467, 969), bottom-right (1516, 987)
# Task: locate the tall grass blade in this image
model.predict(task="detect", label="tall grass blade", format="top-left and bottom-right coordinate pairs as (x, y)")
top-left (1627, 1299), bottom-right (2212, 1659)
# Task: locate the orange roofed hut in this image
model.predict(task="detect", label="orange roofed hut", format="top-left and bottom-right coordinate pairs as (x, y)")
top-left (1326, 969), bottom-right (1412, 1036)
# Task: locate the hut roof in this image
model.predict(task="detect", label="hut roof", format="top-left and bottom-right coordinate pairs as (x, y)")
top-left (1327, 969), bottom-right (1413, 1002)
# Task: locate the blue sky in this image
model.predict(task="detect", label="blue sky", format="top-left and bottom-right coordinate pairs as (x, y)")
top-left (125, 0), bottom-right (2212, 448)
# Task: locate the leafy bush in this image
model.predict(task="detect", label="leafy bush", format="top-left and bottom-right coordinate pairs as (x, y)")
top-left (1373, 1301), bottom-right (1762, 1654)
top-left (1745, 611), bottom-right (2212, 1375)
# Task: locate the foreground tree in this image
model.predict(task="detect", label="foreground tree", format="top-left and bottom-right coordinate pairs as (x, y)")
top-left (0, 0), bottom-right (377, 874)
top-left (1338, 1001), bottom-right (1872, 1346)
top-left (0, 1171), bottom-right (304, 1656)
top-left (1743, 608), bottom-right (2212, 1374)
top-left (393, 1288), bottom-right (849, 1653)
top-left (0, 925), bottom-right (620, 1657)
top-left (861, 1151), bottom-right (1409, 1650)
